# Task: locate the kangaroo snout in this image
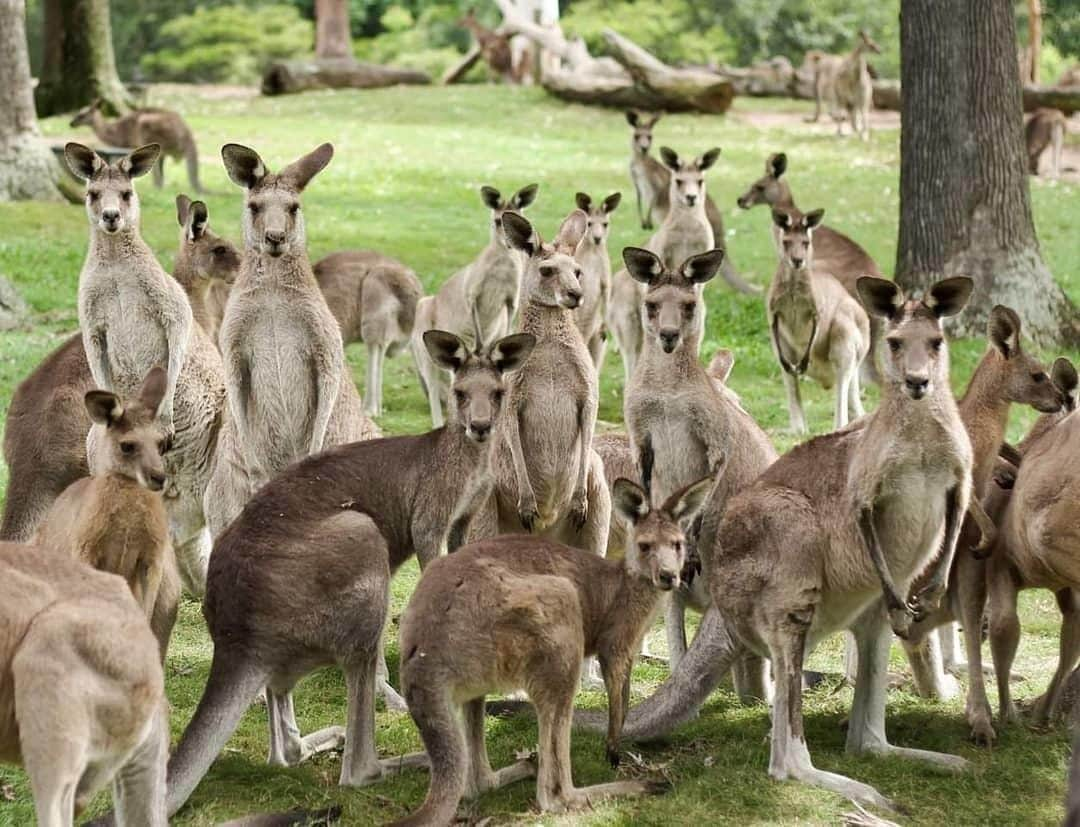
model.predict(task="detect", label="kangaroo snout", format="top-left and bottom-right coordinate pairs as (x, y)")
top-left (101, 210), bottom-right (121, 231)
top-left (684, 193), bottom-right (697, 207)
top-left (657, 570), bottom-right (679, 591)
top-left (562, 289), bottom-right (582, 309)
top-left (468, 421), bottom-right (492, 442)
top-left (660, 329), bottom-right (680, 353)
top-left (146, 470), bottom-right (167, 491)
top-left (904, 375), bottom-right (930, 399)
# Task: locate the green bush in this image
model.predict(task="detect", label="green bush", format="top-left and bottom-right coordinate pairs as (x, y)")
top-left (139, 4), bottom-right (313, 84)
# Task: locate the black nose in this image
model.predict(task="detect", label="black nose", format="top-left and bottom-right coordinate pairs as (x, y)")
top-left (905, 377), bottom-right (929, 397)
top-left (685, 194), bottom-right (697, 205)
top-left (148, 472), bottom-right (167, 490)
top-left (737, 197), bottom-right (748, 208)
top-left (658, 571), bottom-right (676, 589)
top-left (265, 230), bottom-right (285, 245)
top-left (790, 257), bottom-right (804, 269)
top-left (470, 422), bottom-right (491, 440)
top-left (102, 209), bottom-right (120, 222)
top-left (565, 290), bottom-right (582, 308)
top-left (660, 330), bottom-right (679, 351)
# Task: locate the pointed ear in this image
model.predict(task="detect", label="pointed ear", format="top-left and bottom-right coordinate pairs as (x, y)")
top-left (84, 390), bottom-right (123, 426)
top-left (176, 194), bottom-right (192, 227)
top-left (708, 348), bottom-right (735, 384)
top-left (681, 249), bottom-right (724, 284)
top-left (698, 147), bottom-right (721, 170)
top-left (188, 201), bottom-right (209, 241)
top-left (659, 146), bottom-right (680, 170)
top-left (1051, 357), bottom-right (1079, 406)
top-left (423, 330), bottom-right (468, 372)
top-left (65, 142), bottom-right (106, 181)
top-left (222, 143), bottom-right (269, 189)
top-left (622, 247), bottom-right (664, 285)
top-left (926, 277), bottom-right (974, 318)
top-left (804, 208), bottom-right (825, 229)
top-left (500, 211), bottom-right (539, 256)
top-left (769, 152), bottom-right (787, 178)
top-left (553, 209), bottom-right (587, 253)
top-left (602, 192), bottom-right (622, 213)
top-left (664, 474), bottom-right (715, 526)
top-left (138, 367), bottom-right (168, 416)
top-left (280, 142), bottom-right (333, 191)
top-left (480, 185), bottom-right (502, 210)
top-left (119, 144), bottom-right (160, 179)
top-left (512, 183), bottom-right (538, 210)
top-left (612, 478), bottom-right (649, 525)
top-left (489, 333), bottom-right (536, 375)
top-left (857, 277), bottom-right (905, 320)
top-left (987, 305), bottom-right (1021, 359)
top-left (647, 113), bottom-right (661, 128)
top-left (771, 208), bottom-right (793, 230)
top-left (575, 192), bottom-right (592, 212)
top-left (625, 110), bottom-right (640, 127)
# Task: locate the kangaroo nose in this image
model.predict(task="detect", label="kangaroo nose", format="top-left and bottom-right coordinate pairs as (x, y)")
top-left (265, 230), bottom-right (285, 244)
top-left (790, 256), bottom-right (805, 269)
top-left (660, 329), bottom-right (679, 352)
top-left (470, 422), bottom-right (491, 441)
top-left (147, 472), bottom-right (167, 491)
top-left (102, 209), bottom-right (120, 224)
top-left (905, 376), bottom-right (929, 398)
top-left (685, 194), bottom-right (697, 206)
top-left (737, 196), bottom-right (749, 208)
top-left (565, 290), bottom-right (582, 308)
top-left (658, 571), bottom-right (677, 590)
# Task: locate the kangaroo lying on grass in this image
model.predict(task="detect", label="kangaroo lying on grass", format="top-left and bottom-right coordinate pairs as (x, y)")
top-left (0, 544), bottom-right (167, 826)
top-left (174, 195), bottom-right (239, 347)
top-left (392, 475), bottom-right (713, 826)
top-left (164, 330), bottom-right (535, 816)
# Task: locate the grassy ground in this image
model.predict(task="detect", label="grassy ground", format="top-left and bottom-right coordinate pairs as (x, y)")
top-left (0, 84), bottom-right (1078, 825)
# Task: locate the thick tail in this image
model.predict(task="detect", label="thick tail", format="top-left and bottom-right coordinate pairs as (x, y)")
top-left (166, 650), bottom-right (267, 816)
top-left (221, 806), bottom-right (342, 826)
top-left (719, 253), bottom-right (762, 295)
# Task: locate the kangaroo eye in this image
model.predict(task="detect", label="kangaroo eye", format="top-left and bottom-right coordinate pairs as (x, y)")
top-left (539, 266), bottom-right (556, 278)
top-left (212, 246), bottom-right (227, 256)
top-left (638, 542), bottom-right (652, 555)
top-left (87, 191), bottom-right (100, 203)
top-left (930, 338), bottom-right (944, 352)
top-left (887, 339), bottom-right (901, 353)
top-left (683, 303), bottom-right (695, 318)
top-left (288, 203), bottom-right (300, 216)
top-left (574, 268), bottom-right (583, 280)
top-left (1033, 372), bottom-right (1047, 383)
top-left (121, 191), bottom-right (133, 202)
top-left (673, 541), bottom-right (682, 553)
top-left (248, 203), bottom-right (259, 215)
top-left (493, 389), bottom-right (504, 404)
top-left (454, 390), bottom-right (467, 405)
top-left (645, 302), bottom-right (659, 317)
top-left (120, 442), bottom-right (136, 455)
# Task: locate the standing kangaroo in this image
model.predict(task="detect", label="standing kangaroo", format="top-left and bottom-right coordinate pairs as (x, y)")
top-left (1025, 108), bottom-right (1066, 179)
top-left (458, 8), bottom-right (514, 82)
top-left (71, 98), bottom-right (202, 192)
top-left (411, 184), bottom-right (538, 427)
top-left (205, 143), bottom-right (379, 536)
top-left (392, 476), bottom-right (712, 826)
top-left (832, 30), bottom-right (881, 141)
top-left (65, 142), bottom-right (226, 597)
top-left (314, 249), bottom-right (423, 417)
top-left (164, 331), bottom-right (535, 817)
top-left (174, 195), bottom-right (240, 348)
top-left (614, 277), bottom-right (975, 814)
top-left (768, 207), bottom-right (869, 433)
top-left (803, 50), bottom-right (844, 123)
top-left (573, 191), bottom-right (620, 371)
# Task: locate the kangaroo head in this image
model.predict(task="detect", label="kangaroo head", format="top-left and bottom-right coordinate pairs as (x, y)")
top-left (84, 368), bottom-right (171, 491)
top-left (423, 330), bottom-right (536, 442)
top-left (625, 110), bottom-right (661, 155)
top-left (772, 206), bottom-right (824, 272)
top-left (501, 209), bottom-right (587, 310)
top-left (858, 29), bottom-right (883, 55)
top-left (737, 152), bottom-right (788, 209)
top-left (623, 246), bottom-right (724, 354)
top-left (65, 142), bottom-right (159, 236)
top-left (858, 276), bottom-right (973, 401)
top-left (575, 192), bottom-right (621, 246)
top-left (1051, 357), bottom-right (1079, 413)
top-left (985, 306), bottom-right (1066, 414)
top-left (69, 98), bottom-right (104, 128)
top-left (660, 146), bottom-right (719, 209)
top-left (175, 195), bottom-right (242, 291)
top-left (481, 184), bottom-right (538, 245)
top-left (611, 475), bottom-right (713, 591)
top-left (221, 142), bottom-right (333, 258)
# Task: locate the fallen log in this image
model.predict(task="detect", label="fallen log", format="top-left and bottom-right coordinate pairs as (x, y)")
top-left (262, 58), bottom-right (429, 96)
top-left (442, 45), bottom-right (482, 85)
top-left (1021, 84), bottom-right (1080, 115)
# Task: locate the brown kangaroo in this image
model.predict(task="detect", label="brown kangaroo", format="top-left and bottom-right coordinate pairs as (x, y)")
top-left (174, 195), bottom-right (240, 348)
top-left (392, 475), bottom-right (713, 826)
top-left (831, 30), bottom-right (881, 141)
top-left (459, 8), bottom-right (514, 82)
top-left (573, 191), bottom-right (620, 372)
top-left (1025, 108), bottom-right (1066, 179)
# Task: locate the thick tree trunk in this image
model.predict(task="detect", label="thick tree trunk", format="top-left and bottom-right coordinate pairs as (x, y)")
top-left (896, 0), bottom-right (1078, 346)
top-left (35, 0), bottom-right (133, 116)
top-left (0, 0), bottom-right (62, 201)
top-left (315, 0), bottom-right (352, 61)
top-left (262, 59), bottom-right (429, 96)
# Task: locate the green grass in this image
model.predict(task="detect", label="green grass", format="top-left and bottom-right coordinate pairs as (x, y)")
top-left (0, 83), bottom-right (1078, 825)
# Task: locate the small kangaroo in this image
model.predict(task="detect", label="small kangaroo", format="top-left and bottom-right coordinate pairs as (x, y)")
top-left (477, 209), bottom-right (612, 555)
top-left (33, 368), bottom-right (181, 662)
top-left (313, 249), bottom-right (424, 417)
top-left (573, 191), bottom-right (620, 371)
top-left (411, 183), bottom-right (538, 427)
top-left (71, 98), bottom-right (202, 192)
top-left (164, 331), bottom-right (535, 817)
top-left (392, 475), bottom-right (713, 826)
top-left (768, 207), bottom-right (869, 433)
top-left (1025, 108), bottom-right (1066, 179)
top-left (174, 195), bottom-right (240, 348)
top-left (832, 30), bottom-right (881, 141)
top-left (458, 8), bottom-right (514, 82)
top-left (0, 544), bottom-right (167, 826)
top-left (650, 146), bottom-right (718, 271)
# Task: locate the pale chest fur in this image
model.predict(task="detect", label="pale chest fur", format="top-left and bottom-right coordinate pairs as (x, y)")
top-left (649, 209), bottom-right (713, 270)
top-left (573, 243), bottom-right (610, 338)
top-left (631, 159), bottom-right (661, 204)
top-left (466, 245), bottom-right (523, 328)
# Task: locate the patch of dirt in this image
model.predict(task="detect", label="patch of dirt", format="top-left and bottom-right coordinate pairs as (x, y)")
top-left (732, 106), bottom-right (901, 133)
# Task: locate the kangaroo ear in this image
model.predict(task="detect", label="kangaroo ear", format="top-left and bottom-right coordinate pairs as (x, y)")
top-left (988, 305), bottom-right (1022, 359)
top-left (682, 249), bottom-right (724, 284)
top-left (771, 208), bottom-right (793, 230)
top-left (138, 366), bottom-right (168, 416)
top-left (708, 348), bottom-right (735, 384)
top-left (222, 143), bottom-right (268, 189)
top-left (489, 332), bottom-right (536, 375)
top-left (612, 478), bottom-right (649, 525)
top-left (280, 142), bottom-right (333, 191)
top-left (1051, 357), bottom-right (1079, 408)
top-left (554, 209), bottom-right (587, 253)
top-left (664, 474), bottom-right (715, 527)
top-left (65, 142), bottom-right (106, 181)
top-left (175, 194), bottom-right (192, 227)
top-left (188, 200), bottom-right (209, 241)
top-left (623, 247), bottom-right (664, 285)
top-left (119, 144), bottom-right (160, 179)
top-left (926, 277), bottom-right (974, 318)
top-left (698, 147), bottom-right (721, 170)
top-left (625, 110), bottom-right (639, 127)
top-left (804, 208), bottom-right (825, 229)
top-left (659, 146), bottom-right (680, 170)
top-left (512, 183), bottom-right (538, 210)
top-left (769, 152), bottom-right (787, 178)
top-left (647, 113), bottom-right (662, 128)
top-left (857, 277), bottom-right (905, 320)
top-left (424, 330), bottom-right (468, 372)
top-left (85, 390), bottom-right (123, 426)
top-left (602, 192), bottom-right (622, 213)
top-left (480, 186), bottom-right (502, 210)
top-left (500, 211), bottom-right (539, 256)
top-left (575, 192), bottom-right (592, 212)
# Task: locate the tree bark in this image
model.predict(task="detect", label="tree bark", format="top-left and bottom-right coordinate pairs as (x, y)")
top-left (1027, 0), bottom-right (1042, 84)
top-left (262, 59), bottom-right (429, 96)
top-left (896, 0), bottom-right (1077, 346)
top-left (0, 0), bottom-right (62, 201)
top-left (315, 0), bottom-right (352, 61)
top-left (35, 0), bottom-right (133, 116)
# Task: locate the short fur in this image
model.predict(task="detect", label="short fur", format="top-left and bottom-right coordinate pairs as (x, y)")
top-left (174, 194), bottom-right (241, 348)
top-left (1025, 108), bottom-right (1066, 179)
top-left (831, 30), bottom-right (881, 141)
top-left (573, 192), bottom-right (620, 372)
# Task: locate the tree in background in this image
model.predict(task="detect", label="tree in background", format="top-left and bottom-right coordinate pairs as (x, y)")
top-left (316, 0), bottom-right (352, 59)
top-left (0, 0), bottom-right (61, 201)
top-left (896, 0), bottom-right (1078, 346)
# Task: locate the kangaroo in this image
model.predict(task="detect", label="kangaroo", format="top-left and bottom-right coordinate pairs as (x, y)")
top-left (832, 30), bottom-right (881, 141)
top-left (1025, 108), bottom-right (1066, 179)
top-left (32, 368), bottom-right (182, 662)
top-left (174, 195), bottom-right (240, 348)
top-left (459, 8), bottom-right (514, 82)
top-left (768, 207), bottom-right (869, 433)
top-left (64, 142), bottom-right (226, 597)
top-left (205, 143), bottom-right (379, 536)
top-left (392, 475), bottom-right (712, 826)
top-left (573, 191), bottom-right (620, 371)
top-left (476, 209), bottom-right (612, 556)
top-left (0, 545), bottom-right (167, 826)
top-left (164, 331), bottom-right (535, 816)
top-left (71, 98), bottom-right (202, 192)
top-left (803, 50), bottom-right (844, 123)
top-left (737, 152), bottom-right (883, 385)
top-left (612, 277), bottom-right (975, 813)
top-left (313, 250), bottom-right (423, 417)
top-left (411, 183), bottom-right (538, 427)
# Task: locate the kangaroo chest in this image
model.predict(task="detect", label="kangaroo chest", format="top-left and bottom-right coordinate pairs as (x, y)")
top-left (653, 214), bottom-right (712, 269)
top-left (628, 379), bottom-right (712, 501)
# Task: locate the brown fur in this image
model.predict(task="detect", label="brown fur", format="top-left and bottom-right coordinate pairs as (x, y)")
top-left (174, 195), bottom-right (241, 348)
top-left (459, 9), bottom-right (514, 82)
top-left (830, 30), bottom-right (881, 140)
top-left (1025, 108), bottom-right (1066, 178)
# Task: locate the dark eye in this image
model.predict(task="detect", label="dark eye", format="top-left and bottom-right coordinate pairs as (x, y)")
top-left (754, 185), bottom-right (764, 193)
top-left (638, 542), bottom-right (652, 555)
top-left (683, 302), bottom-right (695, 318)
top-left (493, 389), bottom-right (504, 404)
top-left (574, 268), bottom-right (583, 280)
top-left (248, 203), bottom-right (259, 215)
top-left (121, 190), bottom-right (132, 202)
top-left (1033, 372), bottom-right (1047, 383)
top-left (887, 339), bottom-right (901, 353)
top-left (120, 441), bottom-right (136, 455)
top-left (212, 246), bottom-right (227, 256)
top-left (673, 541), bottom-right (682, 553)
top-left (539, 266), bottom-right (555, 278)
top-left (88, 191), bottom-right (100, 203)
top-left (288, 203), bottom-right (300, 216)
top-left (930, 338), bottom-right (944, 352)
top-left (454, 390), bottom-right (467, 406)
top-left (645, 302), bottom-right (659, 317)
